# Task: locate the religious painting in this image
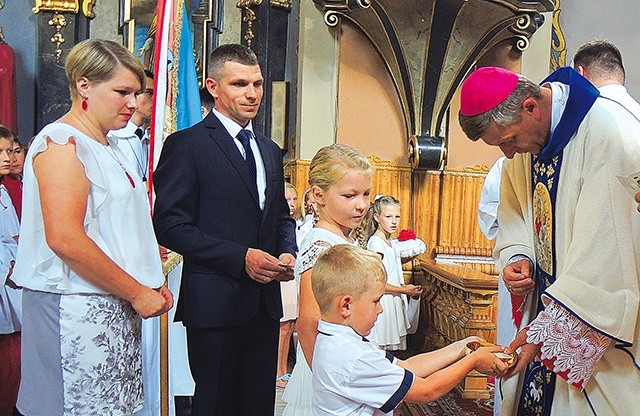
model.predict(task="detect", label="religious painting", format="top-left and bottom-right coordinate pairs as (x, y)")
top-left (119, 0), bottom-right (224, 84)
top-left (119, 0), bottom-right (157, 71)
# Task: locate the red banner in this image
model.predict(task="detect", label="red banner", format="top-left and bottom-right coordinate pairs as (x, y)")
top-left (0, 40), bottom-right (17, 134)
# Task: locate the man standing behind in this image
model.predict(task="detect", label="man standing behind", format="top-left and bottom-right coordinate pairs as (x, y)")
top-left (458, 66), bottom-right (640, 415)
top-left (153, 44), bottom-right (296, 416)
top-left (109, 69), bottom-right (154, 183)
top-left (573, 39), bottom-right (640, 119)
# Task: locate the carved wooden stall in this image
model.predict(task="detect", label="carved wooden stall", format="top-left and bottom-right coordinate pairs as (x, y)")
top-left (418, 260), bottom-right (498, 398)
top-left (408, 165), bottom-right (501, 398)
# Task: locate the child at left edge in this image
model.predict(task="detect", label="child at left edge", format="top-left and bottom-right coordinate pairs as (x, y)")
top-left (311, 244), bottom-right (510, 416)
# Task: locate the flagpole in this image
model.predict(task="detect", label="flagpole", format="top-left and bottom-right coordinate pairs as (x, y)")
top-left (160, 311), bottom-right (169, 416)
top-left (151, 0), bottom-right (170, 415)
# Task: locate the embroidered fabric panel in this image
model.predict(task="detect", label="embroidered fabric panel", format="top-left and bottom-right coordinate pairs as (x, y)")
top-left (526, 300), bottom-right (611, 389)
top-left (515, 153), bottom-right (564, 415)
top-left (297, 240), bottom-right (333, 275)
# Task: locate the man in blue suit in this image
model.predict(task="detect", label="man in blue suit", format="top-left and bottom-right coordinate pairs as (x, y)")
top-left (153, 43), bottom-right (297, 416)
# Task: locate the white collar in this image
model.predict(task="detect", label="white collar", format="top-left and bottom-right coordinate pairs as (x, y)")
top-left (317, 320), bottom-right (367, 342)
top-left (211, 107), bottom-right (255, 140)
top-left (598, 83), bottom-right (627, 94)
top-left (546, 81), bottom-right (570, 137)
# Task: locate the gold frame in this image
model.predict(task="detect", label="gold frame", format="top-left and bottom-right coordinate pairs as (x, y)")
top-left (32, 0), bottom-right (95, 17)
top-left (33, 0), bottom-right (79, 14)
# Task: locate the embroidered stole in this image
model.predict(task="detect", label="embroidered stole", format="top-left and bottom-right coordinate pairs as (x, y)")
top-left (515, 67), bottom-right (599, 416)
top-left (517, 155), bottom-right (560, 416)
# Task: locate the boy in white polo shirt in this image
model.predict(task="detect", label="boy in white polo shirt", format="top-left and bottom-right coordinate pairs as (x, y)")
top-left (311, 244), bottom-right (509, 416)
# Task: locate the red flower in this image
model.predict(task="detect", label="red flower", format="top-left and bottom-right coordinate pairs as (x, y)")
top-left (398, 229), bottom-right (416, 241)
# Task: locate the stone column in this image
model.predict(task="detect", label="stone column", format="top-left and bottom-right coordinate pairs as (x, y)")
top-left (34, 7), bottom-right (90, 130)
top-left (237, 1), bottom-right (291, 138)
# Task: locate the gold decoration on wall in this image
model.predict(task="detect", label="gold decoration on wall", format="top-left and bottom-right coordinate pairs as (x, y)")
top-left (32, 0), bottom-right (94, 17)
top-left (33, 0), bottom-right (96, 63)
top-left (82, 0), bottom-right (96, 18)
top-left (269, 0), bottom-right (291, 11)
top-left (33, 0), bottom-right (79, 14)
top-left (550, 0), bottom-right (566, 70)
top-left (237, 0), bottom-right (262, 47)
top-left (48, 12), bottom-right (67, 63)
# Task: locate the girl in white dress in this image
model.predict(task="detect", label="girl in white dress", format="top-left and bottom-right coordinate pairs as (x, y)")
top-left (283, 143), bottom-right (373, 416)
top-left (276, 182), bottom-right (300, 388)
top-left (363, 195), bottom-right (423, 350)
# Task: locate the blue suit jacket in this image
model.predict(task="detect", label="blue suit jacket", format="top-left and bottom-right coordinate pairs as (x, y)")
top-left (153, 112), bottom-right (297, 327)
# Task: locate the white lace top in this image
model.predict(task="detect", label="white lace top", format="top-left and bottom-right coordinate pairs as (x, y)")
top-left (294, 227), bottom-right (355, 285)
top-left (12, 122), bottom-right (165, 294)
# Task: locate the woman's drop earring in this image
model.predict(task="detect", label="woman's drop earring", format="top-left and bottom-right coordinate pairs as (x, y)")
top-left (81, 96), bottom-right (88, 111)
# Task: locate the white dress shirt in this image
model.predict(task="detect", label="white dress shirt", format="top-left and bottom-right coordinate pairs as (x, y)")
top-left (211, 108), bottom-right (267, 210)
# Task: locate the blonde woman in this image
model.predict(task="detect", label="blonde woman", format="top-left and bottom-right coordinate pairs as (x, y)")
top-left (12, 39), bottom-right (172, 415)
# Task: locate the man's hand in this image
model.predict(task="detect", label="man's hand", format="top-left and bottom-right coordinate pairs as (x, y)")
top-left (471, 345), bottom-right (511, 377)
top-left (245, 248), bottom-right (292, 284)
top-left (275, 253), bottom-right (296, 282)
top-left (502, 327), bottom-right (540, 379)
top-left (503, 259), bottom-right (534, 296)
top-left (635, 190), bottom-right (640, 213)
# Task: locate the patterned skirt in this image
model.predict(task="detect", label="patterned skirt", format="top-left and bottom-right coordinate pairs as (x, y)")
top-left (17, 289), bottom-right (143, 416)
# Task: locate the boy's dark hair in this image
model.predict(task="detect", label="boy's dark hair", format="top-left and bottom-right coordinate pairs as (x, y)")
top-left (0, 124), bottom-right (15, 140)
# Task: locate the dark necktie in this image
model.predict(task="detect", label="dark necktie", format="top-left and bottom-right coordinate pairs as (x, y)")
top-left (135, 127), bottom-right (144, 140)
top-left (237, 129), bottom-right (258, 196)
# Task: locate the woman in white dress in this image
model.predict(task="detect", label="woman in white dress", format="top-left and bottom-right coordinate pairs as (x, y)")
top-left (363, 195), bottom-right (423, 350)
top-left (12, 39), bottom-right (173, 416)
top-left (283, 144), bottom-right (373, 415)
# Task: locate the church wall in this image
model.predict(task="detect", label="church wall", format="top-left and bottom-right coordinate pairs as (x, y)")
top-left (560, 0), bottom-right (640, 98)
top-left (335, 22), bottom-right (408, 165)
top-left (293, 0), bottom-right (338, 161)
top-left (90, 2), bottom-right (121, 43)
top-left (5, 2), bottom-right (639, 142)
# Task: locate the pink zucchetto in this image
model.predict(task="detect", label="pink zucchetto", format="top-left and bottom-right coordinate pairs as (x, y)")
top-left (460, 66), bottom-right (519, 116)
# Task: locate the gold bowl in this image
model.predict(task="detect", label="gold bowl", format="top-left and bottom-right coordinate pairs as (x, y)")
top-left (466, 341), bottom-right (518, 368)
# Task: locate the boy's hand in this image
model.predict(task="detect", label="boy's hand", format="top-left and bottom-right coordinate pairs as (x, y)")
top-left (471, 346), bottom-right (510, 376)
top-left (453, 336), bottom-right (485, 359)
top-left (402, 284), bottom-right (423, 297)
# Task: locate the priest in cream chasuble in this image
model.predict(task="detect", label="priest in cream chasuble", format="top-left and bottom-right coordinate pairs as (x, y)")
top-left (458, 66), bottom-right (640, 416)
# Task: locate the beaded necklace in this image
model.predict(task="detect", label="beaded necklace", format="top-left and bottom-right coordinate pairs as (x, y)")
top-left (72, 112), bottom-right (136, 188)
